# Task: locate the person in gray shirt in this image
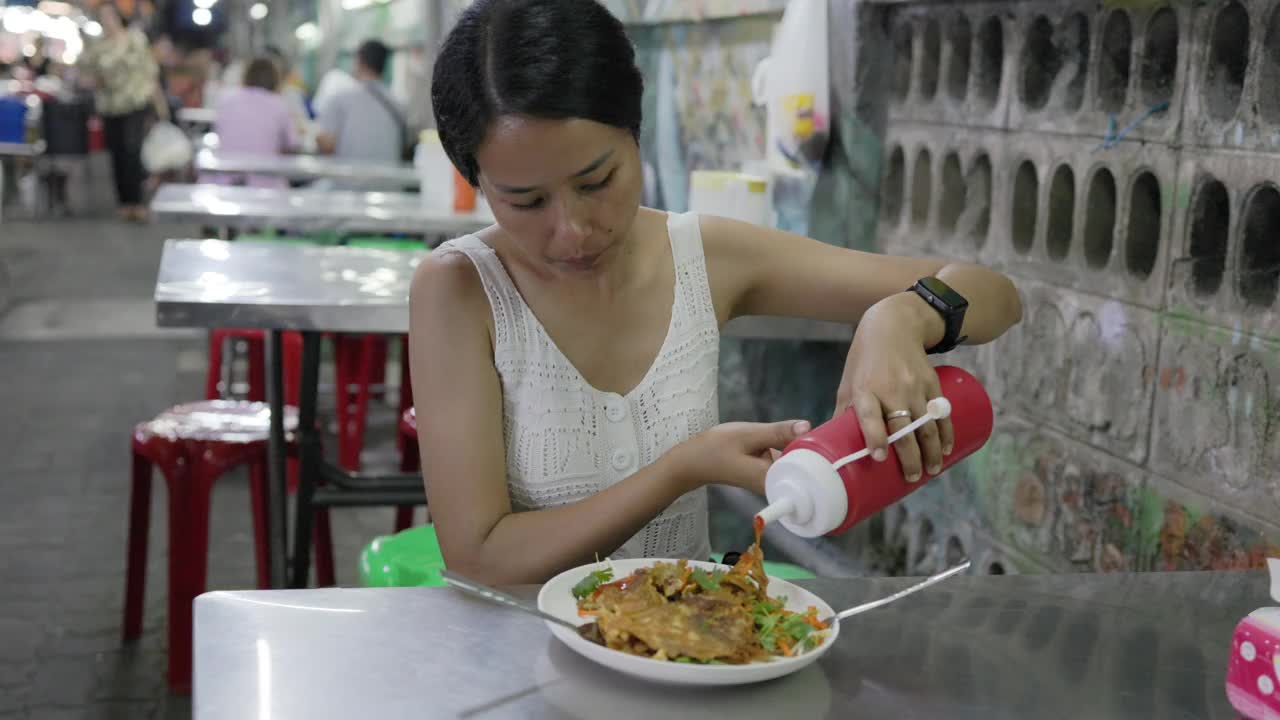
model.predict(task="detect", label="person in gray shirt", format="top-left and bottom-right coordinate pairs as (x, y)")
top-left (315, 40), bottom-right (408, 187)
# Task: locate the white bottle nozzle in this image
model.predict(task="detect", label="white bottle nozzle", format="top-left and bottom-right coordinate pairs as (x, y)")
top-left (831, 398), bottom-right (953, 470)
top-left (754, 496), bottom-right (796, 527)
top-left (760, 449), bottom-right (848, 537)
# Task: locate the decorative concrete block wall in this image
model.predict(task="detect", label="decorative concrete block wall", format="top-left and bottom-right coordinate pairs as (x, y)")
top-left (615, 0), bottom-right (1277, 576)
top-left (876, 0), bottom-right (1280, 576)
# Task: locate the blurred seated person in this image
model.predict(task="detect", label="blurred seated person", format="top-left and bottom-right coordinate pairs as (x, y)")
top-left (23, 39), bottom-right (52, 78)
top-left (314, 40), bottom-right (408, 188)
top-left (265, 46), bottom-right (312, 123)
top-left (200, 57), bottom-right (298, 188)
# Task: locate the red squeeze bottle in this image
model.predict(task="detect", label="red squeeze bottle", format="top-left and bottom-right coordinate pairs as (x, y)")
top-left (758, 365), bottom-right (993, 537)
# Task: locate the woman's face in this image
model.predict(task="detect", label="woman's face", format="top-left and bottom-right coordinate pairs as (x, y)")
top-left (474, 116), bottom-right (642, 276)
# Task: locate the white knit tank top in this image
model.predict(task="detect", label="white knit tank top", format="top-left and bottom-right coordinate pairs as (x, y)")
top-left (436, 211), bottom-right (718, 561)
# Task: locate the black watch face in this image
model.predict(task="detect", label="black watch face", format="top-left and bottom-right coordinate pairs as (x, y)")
top-left (919, 276), bottom-right (968, 309)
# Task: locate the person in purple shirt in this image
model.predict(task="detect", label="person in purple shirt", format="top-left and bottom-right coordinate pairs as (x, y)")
top-left (202, 57), bottom-right (298, 189)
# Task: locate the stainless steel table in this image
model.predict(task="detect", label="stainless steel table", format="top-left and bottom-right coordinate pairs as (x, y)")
top-left (155, 240), bottom-right (433, 589)
top-left (155, 239), bottom-right (423, 334)
top-left (195, 149), bottom-right (419, 187)
top-left (194, 570), bottom-right (1263, 719)
top-left (176, 107), bottom-right (217, 127)
top-left (149, 183), bottom-right (493, 237)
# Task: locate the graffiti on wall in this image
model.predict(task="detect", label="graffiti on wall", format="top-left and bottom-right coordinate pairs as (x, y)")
top-left (632, 17), bottom-right (772, 213)
top-left (963, 419), bottom-right (1279, 573)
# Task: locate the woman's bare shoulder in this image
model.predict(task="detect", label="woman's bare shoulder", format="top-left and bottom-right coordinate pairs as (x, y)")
top-left (410, 242), bottom-right (492, 329)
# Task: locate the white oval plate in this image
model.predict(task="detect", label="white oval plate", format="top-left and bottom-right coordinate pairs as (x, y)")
top-left (537, 558), bottom-right (838, 686)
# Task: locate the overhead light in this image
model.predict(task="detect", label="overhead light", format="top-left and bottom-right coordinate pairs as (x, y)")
top-left (342, 0), bottom-right (391, 8)
top-left (23, 44), bottom-right (37, 58)
top-left (249, 2), bottom-right (268, 20)
top-left (194, 0), bottom-right (218, 8)
top-left (192, 7), bottom-right (212, 25)
top-left (294, 22), bottom-right (319, 43)
top-left (3, 8), bottom-right (32, 34)
top-left (19, 9), bottom-right (53, 34)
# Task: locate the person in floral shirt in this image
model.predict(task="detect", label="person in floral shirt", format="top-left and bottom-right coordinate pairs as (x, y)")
top-left (79, 3), bottom-right (163, 221)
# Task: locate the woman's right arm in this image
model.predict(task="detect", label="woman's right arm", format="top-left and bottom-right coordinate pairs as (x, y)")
top-left (408, 252), bottom-right (807, 585)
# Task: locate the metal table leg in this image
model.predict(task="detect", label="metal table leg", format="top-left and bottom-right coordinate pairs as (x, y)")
top-left (265, 330), bottom-right (288, 587)
top-left (289, 331), bottom-right (323, 588)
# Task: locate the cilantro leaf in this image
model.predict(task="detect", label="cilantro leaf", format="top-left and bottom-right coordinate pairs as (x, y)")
top-left (780, 614), bottom-right (814, 644)
top-left (752, 598), bottom-right (783, 618)
top-left (759, 631), bottom-right (778, 653)
top-left (756, 612), bottom-right (783, 652)
top-left (690, 568), bottom-right (724, 591)
top-left (571, 568), bottom-right (613, 599)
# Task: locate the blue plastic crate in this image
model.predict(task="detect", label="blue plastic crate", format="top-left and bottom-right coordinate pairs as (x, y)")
top-left (0, 97), bottom-right (27, 144)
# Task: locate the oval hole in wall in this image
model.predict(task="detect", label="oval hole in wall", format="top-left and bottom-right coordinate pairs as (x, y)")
top-left (1084, 168), bottom-right (1117, 270)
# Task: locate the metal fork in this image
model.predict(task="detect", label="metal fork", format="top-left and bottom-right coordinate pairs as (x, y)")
top-left (440, 569), bottom-right (581, 631)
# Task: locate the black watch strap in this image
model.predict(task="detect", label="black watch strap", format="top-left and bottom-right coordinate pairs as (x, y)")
top-left (908, 278), bottom-right (968, 355)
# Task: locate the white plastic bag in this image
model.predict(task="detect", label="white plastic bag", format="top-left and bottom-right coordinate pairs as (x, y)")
top-left (141, 121), bottom-right (193, 173)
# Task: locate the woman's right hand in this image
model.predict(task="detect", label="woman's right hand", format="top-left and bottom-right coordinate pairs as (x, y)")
top-left (667, 420), bottom-right (812, 495)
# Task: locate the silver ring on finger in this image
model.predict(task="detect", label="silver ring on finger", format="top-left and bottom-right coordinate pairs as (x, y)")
top-left (885, 409), bottom-right (912, 421)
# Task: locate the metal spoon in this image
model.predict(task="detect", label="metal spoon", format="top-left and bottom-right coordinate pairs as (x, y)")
top-left (823, 560), bottom-right (970, 626)
top-left (440, 569), bottom-right (580, 631)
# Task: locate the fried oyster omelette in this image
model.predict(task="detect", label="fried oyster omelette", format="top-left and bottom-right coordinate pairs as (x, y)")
top-left (572, 524), bottom-right (828, 665)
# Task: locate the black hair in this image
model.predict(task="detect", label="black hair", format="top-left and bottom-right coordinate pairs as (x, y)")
top-left (243, 57), bottom-right (281, 91)
top-left (431, 0), bottom-right (644, 186)
top-left (356, 39), bottom-right (390, 76)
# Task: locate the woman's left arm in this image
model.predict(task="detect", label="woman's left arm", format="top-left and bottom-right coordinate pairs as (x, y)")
top-left (702, 214), bottom-right (1020, 336)
top-left (702, 214), bottom-right (1023, 482)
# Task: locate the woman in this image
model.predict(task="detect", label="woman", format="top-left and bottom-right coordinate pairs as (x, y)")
top-left (412, 0), bottom-right (1022, 585)
top-left (202, 57), bottom-right (298, 189)
top-left (79, 3), bottom-right (162, 221)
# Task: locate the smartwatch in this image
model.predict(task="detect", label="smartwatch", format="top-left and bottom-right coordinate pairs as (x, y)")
top-left (908, 277), bottom-right (968, 355)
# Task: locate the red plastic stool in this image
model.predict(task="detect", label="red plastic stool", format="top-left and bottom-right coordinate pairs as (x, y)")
top-left (205, 329), bottom-right (303, 405)
top-left (399, 406), bottom-right (418, 472)
top-left (205, 329), bottom-right (304, 494)
top-left (334, 334), bottom-right (413, 471)
top-left (395, 406), bottom-right (420, 530)
top-left (205, 329), bottom-right (265, 402)
top-left (121, 400), bottom-right (335, 693)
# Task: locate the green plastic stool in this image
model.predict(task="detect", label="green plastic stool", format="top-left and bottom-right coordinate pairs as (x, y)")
top-left (356, 526), bottom-right (817, 589)
top-left (236, 230), bottom-right (342, 246)
top-left (344, 236), bottom-right (423, 252)
top-left (359, 524), bottom-right (447, 588)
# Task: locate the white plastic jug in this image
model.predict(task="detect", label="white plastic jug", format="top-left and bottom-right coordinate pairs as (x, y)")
top-left (415, 129), bottom-right (455, 211)
top-left (687, 170), bottom-right (771, 227)
top-left (752, 0), bottom-right (830, 174)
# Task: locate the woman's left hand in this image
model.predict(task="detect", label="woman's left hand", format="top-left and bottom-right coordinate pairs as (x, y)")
top-left (834, 293), bottom-right (954, 483)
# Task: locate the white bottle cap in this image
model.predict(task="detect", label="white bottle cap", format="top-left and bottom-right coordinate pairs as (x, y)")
top-left (763, 449), bottom-right (847, 538)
